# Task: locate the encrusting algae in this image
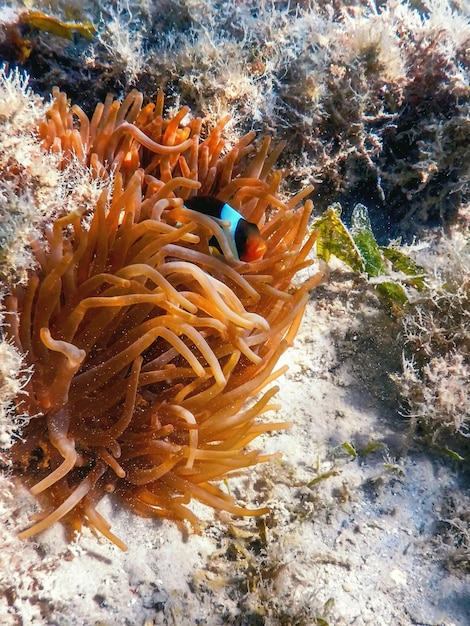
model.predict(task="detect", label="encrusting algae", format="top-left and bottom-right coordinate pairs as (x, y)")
top-left (4, 86), bottom-right (321, 550)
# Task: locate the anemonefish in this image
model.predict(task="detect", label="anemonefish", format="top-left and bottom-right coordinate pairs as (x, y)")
top-left (184, 196), bottom-right (267, 262)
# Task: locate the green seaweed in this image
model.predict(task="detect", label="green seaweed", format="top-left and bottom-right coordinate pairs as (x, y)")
top-left (307, 470), bottom-right (340, 488)
top-left (350, 203), bottom-right (385, 278)
top-left (380, 247), bottom-right (426, 291)
top-left (313, 202), bottom-right (426, 309)
top-left (436, 446), bottom-right (465, 462)
top-left (313, 204), bottom-right (364, 274)
top-left (359, 441), bottom-right (386, 456)
top-left (341, 442), bottom-right (357, 459)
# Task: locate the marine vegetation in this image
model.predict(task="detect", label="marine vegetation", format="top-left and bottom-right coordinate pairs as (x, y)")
top-left (2, 0), bottom-right (468, 238)
top-left (313, 202), bottom-right (425, 310)
top-left (392, 233), bottom-right (470, 453)
top-left (1, 76), bottom-right (320, 549)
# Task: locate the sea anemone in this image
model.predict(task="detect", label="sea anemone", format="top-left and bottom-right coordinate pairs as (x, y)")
top-left (4, 86), bottom-right (320, 550)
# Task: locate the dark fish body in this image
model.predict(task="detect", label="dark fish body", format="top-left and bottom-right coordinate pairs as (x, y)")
top-left (185, 196), bottom-right (267, 262)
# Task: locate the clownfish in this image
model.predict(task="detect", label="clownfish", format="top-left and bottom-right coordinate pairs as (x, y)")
top-left (184, 196), bottom-right (267, 262)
